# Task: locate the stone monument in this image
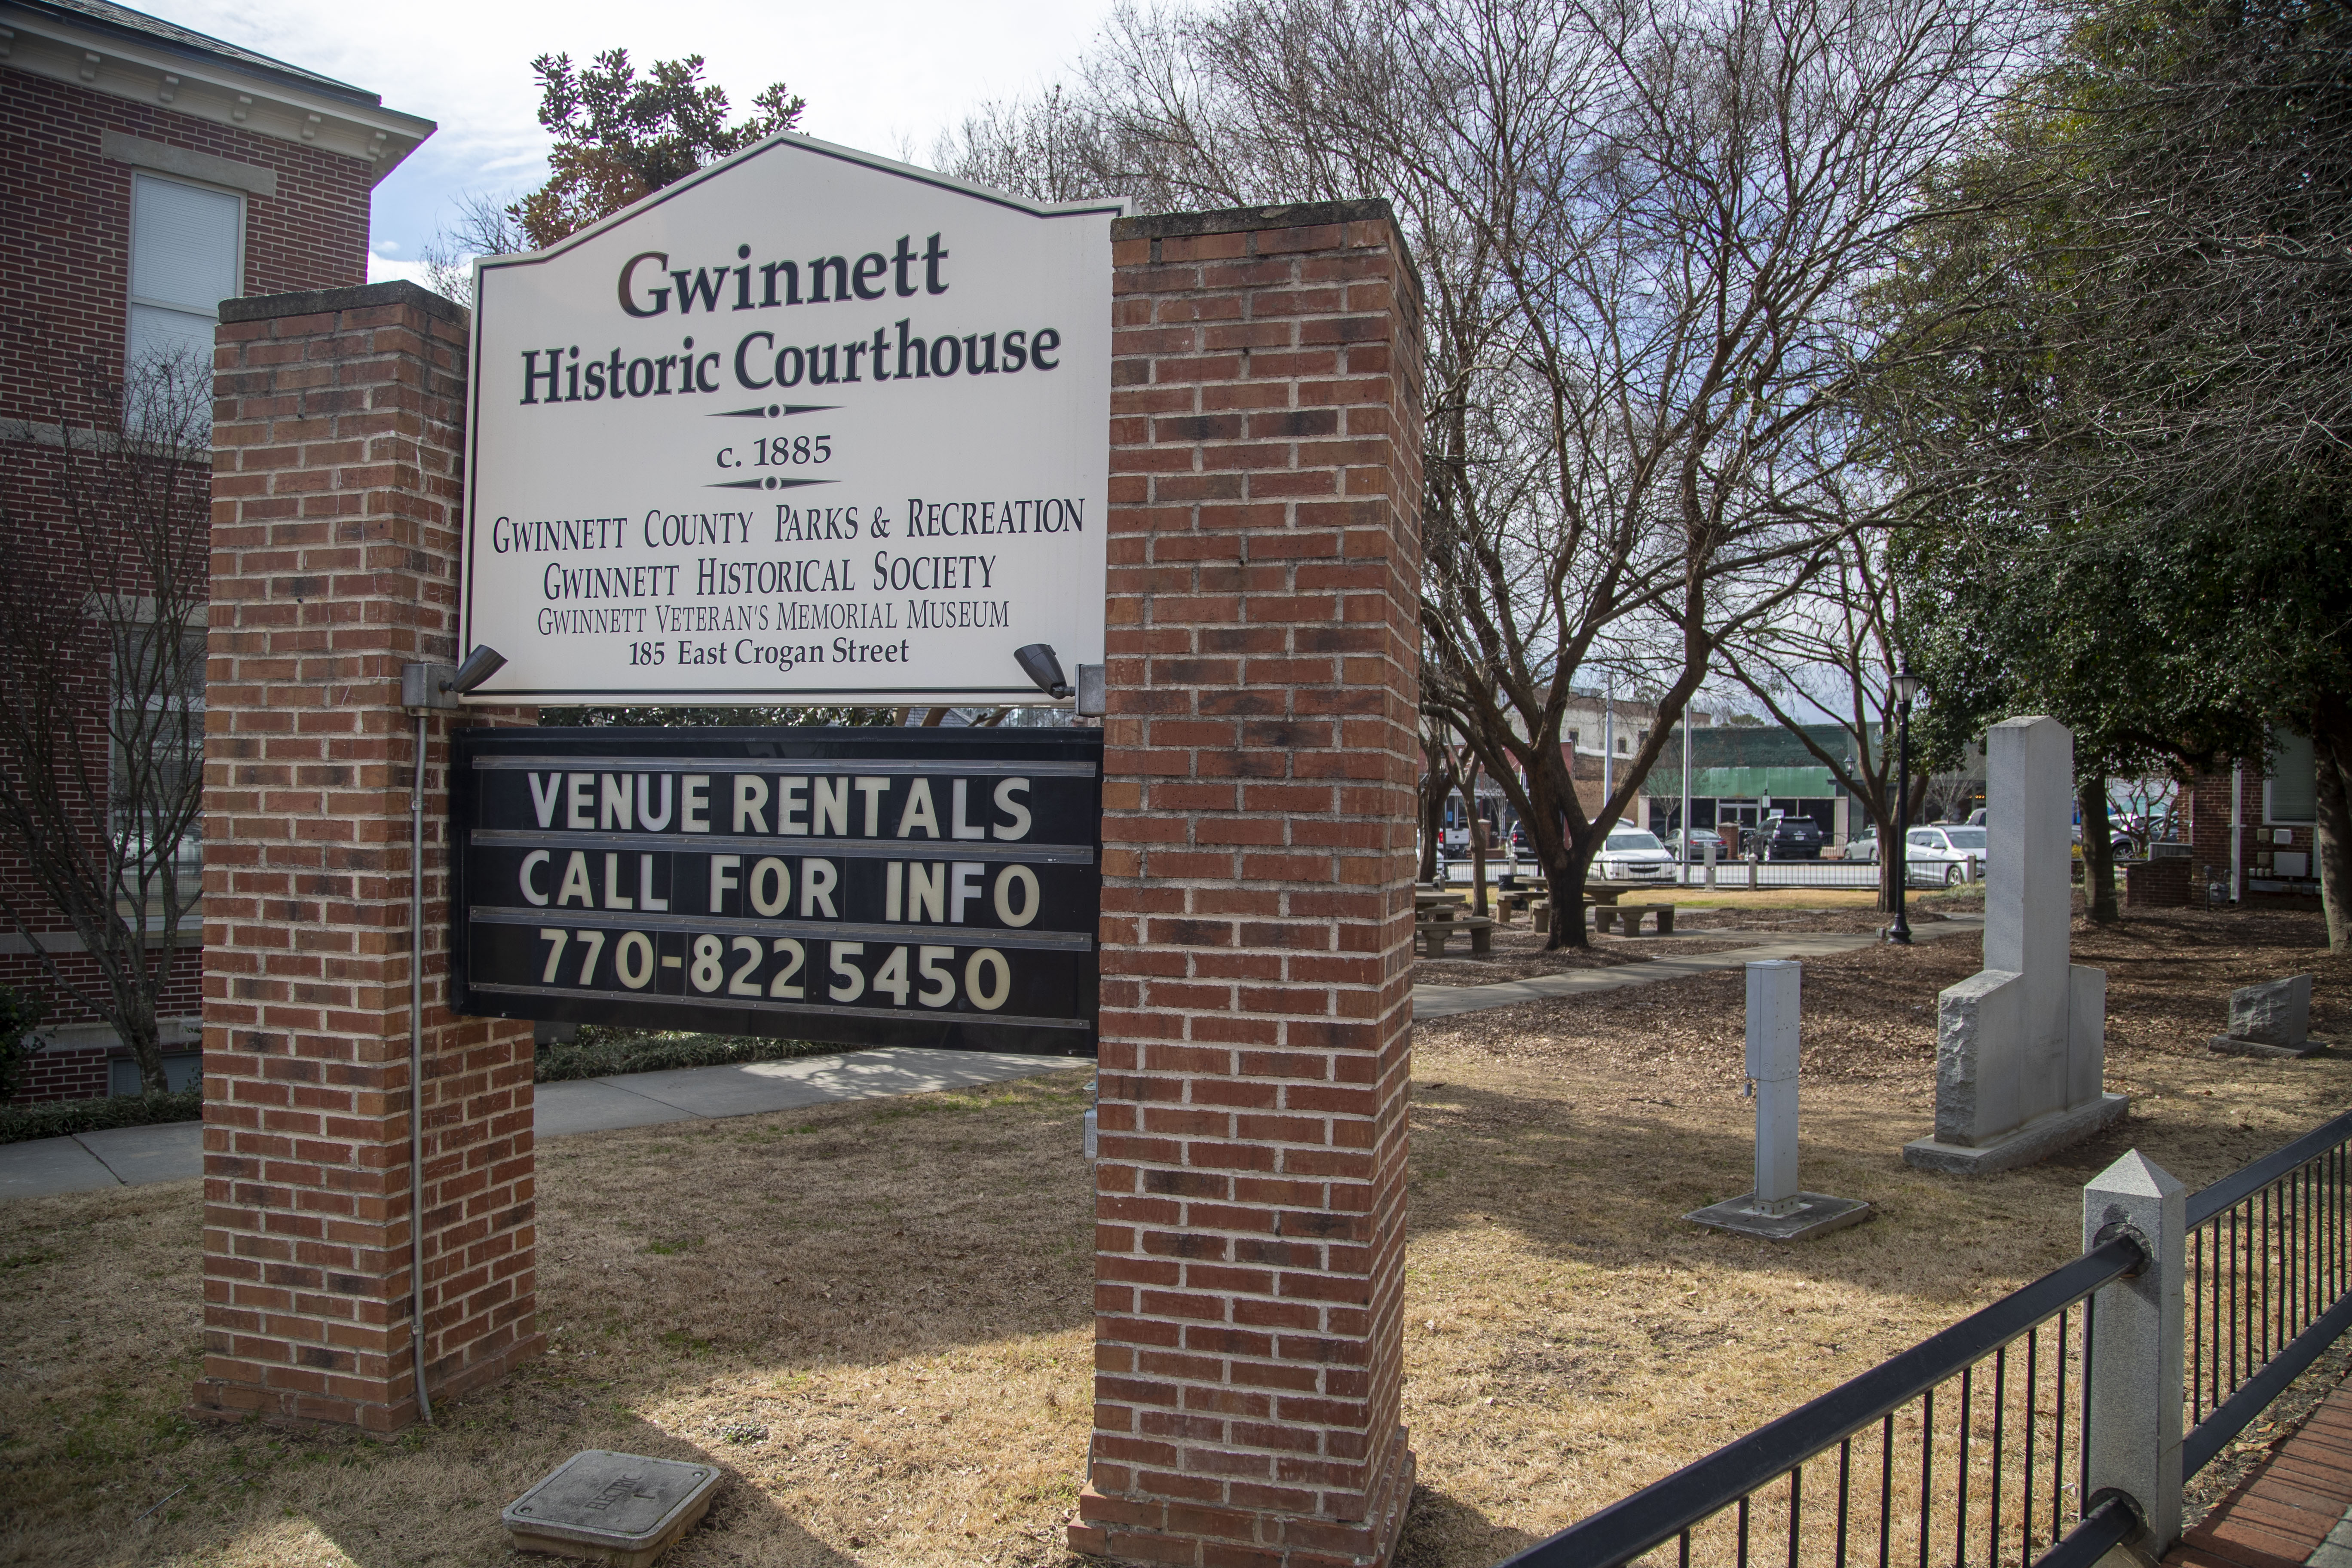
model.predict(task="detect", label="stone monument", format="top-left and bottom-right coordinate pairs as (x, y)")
top-left (1904, 717), bottom-right (2128, 1175)
top-left (2209, 975), bottom-right (2330, 1057)
top-left (1685, 961), bottom-right (1870, 1240)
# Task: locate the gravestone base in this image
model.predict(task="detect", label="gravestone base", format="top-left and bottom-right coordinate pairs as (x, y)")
top-left (1902, 1091), bottom-right (2129, 1176)
top-left (2208, 1032), bottom-right (2336, 1060)
top-left (1684, 1191), bottom-right (1872, 1242)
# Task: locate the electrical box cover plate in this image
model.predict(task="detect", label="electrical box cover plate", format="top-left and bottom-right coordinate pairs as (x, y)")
top-left (502, 1449), bottom-right (719, 1552)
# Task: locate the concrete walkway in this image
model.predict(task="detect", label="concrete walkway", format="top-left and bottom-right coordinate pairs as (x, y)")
top-left (0, 1046), bottom-right (1081, 1201)
top-left (3, 917), bottom-right (1981, 1200)
top-left (1410, 914), bottom-right (1983, 1020)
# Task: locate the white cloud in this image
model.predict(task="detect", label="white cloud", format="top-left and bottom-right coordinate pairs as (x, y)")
top-left (132, 0), bottom-right (1129, 260)
top-left (365, 254), bottom-right (434, 288)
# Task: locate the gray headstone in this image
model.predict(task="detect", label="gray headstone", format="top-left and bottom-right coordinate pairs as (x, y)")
top-left (2228, 975), bottom-right (2312, 1047)
top-left (1905, 717), bottom-right (2126, 1174)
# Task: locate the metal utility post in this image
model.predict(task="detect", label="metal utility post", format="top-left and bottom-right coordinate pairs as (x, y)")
top-left (1602, 683), bottom-right (1614, 803)
top-left (1680, 704), bottom-right (1693, 888)
top-left (1888, 664), bottom-right (1923, 944)
top-left (1683, 960), bottom-right (1870, 1241)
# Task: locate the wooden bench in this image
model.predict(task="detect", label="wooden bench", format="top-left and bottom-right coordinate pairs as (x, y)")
top-left (1593, 902), bottom-right (1675, 935)
top-left (1417, 915), bottom-right (1494, 957)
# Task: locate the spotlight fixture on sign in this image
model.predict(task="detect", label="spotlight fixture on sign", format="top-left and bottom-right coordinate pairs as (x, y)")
top-left (1016, 643), bottom-right (1070, 699)
top-left (447, 644), bottom-right (508, 695)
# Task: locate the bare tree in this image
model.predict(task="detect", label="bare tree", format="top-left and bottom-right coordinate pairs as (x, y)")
top-left (0, 352), bottom-right (210, 1092)
top-left (418, 191), bottom-right (531, 309)
top-left (1717, 536), bottom-right (1911, 909)
top-left (949, 0), bottom-right (2030, 943)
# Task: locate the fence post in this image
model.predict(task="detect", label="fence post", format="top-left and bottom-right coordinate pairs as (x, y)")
top-left (1747, 854), bottom-right (1759, 892)
top-left (1705, 841), bottom-right (1717, 890)
top-left (2082, 1150), bottom-right (2186, 1555)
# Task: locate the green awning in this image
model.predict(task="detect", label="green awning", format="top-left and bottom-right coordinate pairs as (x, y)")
top-left (1687, 766), bottom-right (1838, 800)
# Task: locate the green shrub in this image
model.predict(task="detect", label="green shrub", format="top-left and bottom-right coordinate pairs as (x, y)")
top-left (534, 1027), bottom-right (828, 1082)
top-left (0, 1084), bottom-right (201, 1146)
top-left (0, 984), bottom-right (43, 1103)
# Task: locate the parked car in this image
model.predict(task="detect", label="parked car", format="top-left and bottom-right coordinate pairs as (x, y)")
top-left (1760, 814), bottom-right (1824, 860)
top-left (1902, 824), bottom-right (1989, 886)
top-left (1442, 824), bottom-right (1471, 852)
top-left (1846, 826), bottom-right (1880, 864)
top-left (1661, 827), bottom-right (1727, 863)
top-left (2071, 820), bottom-right (2141, 860)
top-left (1595, 828), bottom-right (1678, 882)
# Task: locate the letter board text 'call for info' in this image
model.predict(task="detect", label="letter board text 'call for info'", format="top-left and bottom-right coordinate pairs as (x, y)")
top-left (452, 729), bottom-right (1100, 1055)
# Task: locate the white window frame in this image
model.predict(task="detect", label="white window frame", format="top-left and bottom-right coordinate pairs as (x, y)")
top-left (2263, 729), bottom-right (2318, 826)
top-left (126, 171), bottom-right (246, 376)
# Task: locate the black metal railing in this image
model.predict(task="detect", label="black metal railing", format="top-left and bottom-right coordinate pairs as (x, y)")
top-left (1500, 1236), bottom-right (2143, 1568)
top-left (1503, 1109), bottom-right (2352, 1568)
top-left (2183, 1109), bottom-right (2352, 1477)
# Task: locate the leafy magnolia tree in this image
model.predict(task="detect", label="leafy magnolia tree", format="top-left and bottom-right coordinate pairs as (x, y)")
top-left (1869, 0), bottom-right (2352, 941)
top-left (1896, 511), bottom-right (2269, 922)
top-left (944, 0), bottom-right (2033, 945)
top-left (514, 50), bottom-right (805, 248)
top-left (0, 354), bottom-right (210, 1092)
top-left (422, 51), bottom-right (806, 304)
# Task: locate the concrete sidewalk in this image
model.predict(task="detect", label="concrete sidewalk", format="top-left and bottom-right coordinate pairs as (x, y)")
top-left (3, 917), bottom-right (1978, 1200)
top-left (0, 1046), bottom-right (1083, 1201)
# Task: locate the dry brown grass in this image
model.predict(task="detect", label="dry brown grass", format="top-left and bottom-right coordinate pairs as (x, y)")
top-left (2, 907), bottom-right (2346, 1567)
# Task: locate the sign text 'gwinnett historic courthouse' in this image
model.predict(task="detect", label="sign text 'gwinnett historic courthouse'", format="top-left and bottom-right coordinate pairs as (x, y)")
top-left (461, 136), bottom-right (1122, 705)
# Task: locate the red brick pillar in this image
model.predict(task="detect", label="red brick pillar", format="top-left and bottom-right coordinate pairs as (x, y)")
top-left (195, 281), bottom-right (539, 1431)
top-left (1075, 204), bottom-right (1424, 1566)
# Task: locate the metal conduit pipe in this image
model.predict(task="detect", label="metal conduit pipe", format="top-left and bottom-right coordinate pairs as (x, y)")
top-left (397, 643), bottom-right (502, 1426)
top-left (407, 709), bottom-right (433, 1425)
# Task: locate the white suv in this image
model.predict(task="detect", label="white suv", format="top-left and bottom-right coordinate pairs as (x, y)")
top-left (1902, 824), bottom-right (1988, 887)
top-left (1596, 829), bottom-right (1677, 881)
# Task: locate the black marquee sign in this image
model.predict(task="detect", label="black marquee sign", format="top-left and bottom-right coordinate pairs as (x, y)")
top-left (452, 726), bottom-right (1100, 1056)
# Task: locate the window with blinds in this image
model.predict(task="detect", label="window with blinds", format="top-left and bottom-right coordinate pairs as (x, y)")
top-left (127, 173), bottom-right (242, 374)
top-left (2267, 729), bottom-right (2318, 824)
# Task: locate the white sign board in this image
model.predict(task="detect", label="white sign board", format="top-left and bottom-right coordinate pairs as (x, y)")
top-left (460, 136), bottom-right (1121, 705)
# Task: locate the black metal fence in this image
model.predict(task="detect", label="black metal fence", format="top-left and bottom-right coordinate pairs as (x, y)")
top-left (2184, 1109), bottom-right (2352, 1479)
top-left (1501, 1111), bottom-right (2352, 1568)
top-left (1499, 1241), bottom-right (2133, 1568)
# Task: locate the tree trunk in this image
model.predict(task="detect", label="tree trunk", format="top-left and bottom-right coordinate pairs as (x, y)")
top-left (1466, 760), bottom-right (1488, 917)
top-left (2315, 694), bottom-right (2352, 952)
top-left (1869, 796), bottom-right (1901, 914)
top-left (1419, 766), bottom-right (1451, 882)
top-left (119, 991), bottom-right (165, 1094)
top-left (2078, 773), bottom-right (2119, 924)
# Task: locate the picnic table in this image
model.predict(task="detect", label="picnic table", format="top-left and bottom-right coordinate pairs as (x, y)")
top-left (1415, 910), bottom-right (1494, 957)
top-left (1593, 903), bottom-right (1676, 935)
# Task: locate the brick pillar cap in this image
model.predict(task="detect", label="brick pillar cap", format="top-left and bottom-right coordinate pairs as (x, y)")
top-left (1114, 199), bottom-right (1422, 312)
top-left (220, 279), bottom-right (467, 328)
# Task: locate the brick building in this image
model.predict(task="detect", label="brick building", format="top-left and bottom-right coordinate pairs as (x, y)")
top-left (2126, 729), bottom-right (2325, 909)
top-left (0, 0), bottom-right (429, 1099)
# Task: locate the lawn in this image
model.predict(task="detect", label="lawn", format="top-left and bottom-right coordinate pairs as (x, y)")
top-left (1, 906), bottom-right (2344, 1567)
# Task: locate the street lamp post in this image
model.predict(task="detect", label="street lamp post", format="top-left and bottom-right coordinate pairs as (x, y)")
top-left (1888, 664), bottom-right (1924, 944)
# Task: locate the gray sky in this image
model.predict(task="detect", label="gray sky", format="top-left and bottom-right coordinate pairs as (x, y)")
top-left (135, 0), bottom-right (1127, 281)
